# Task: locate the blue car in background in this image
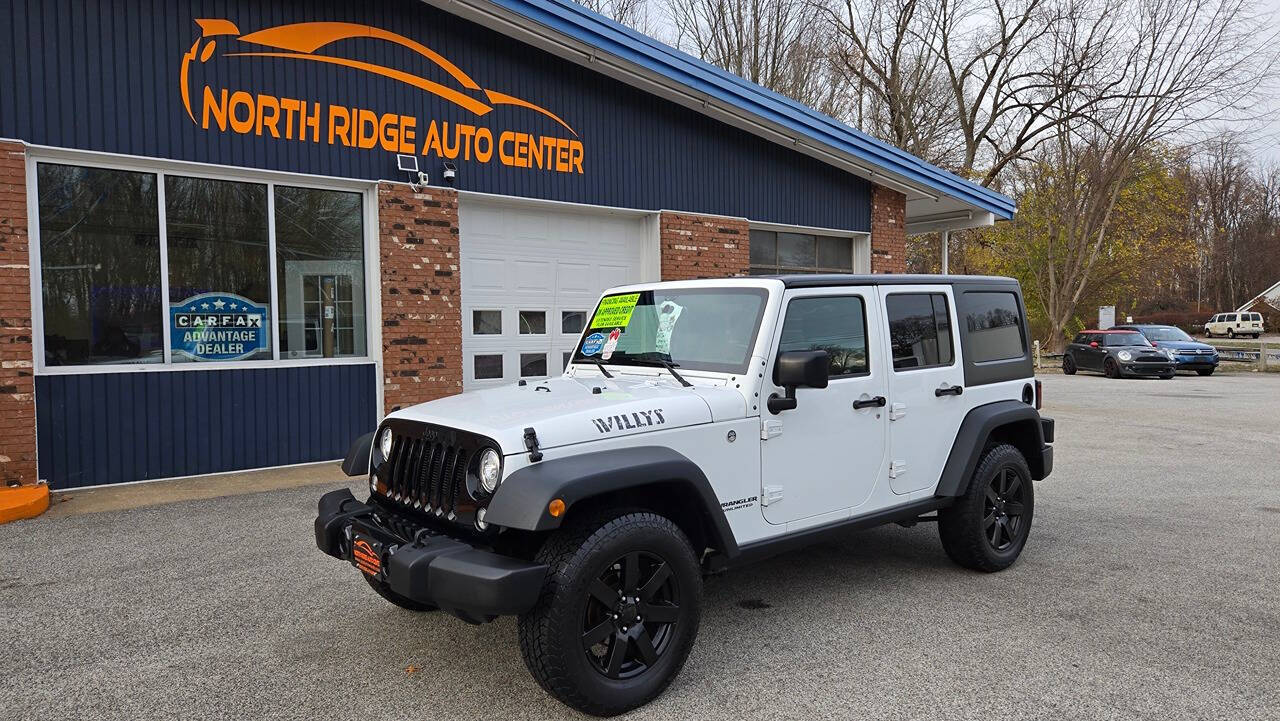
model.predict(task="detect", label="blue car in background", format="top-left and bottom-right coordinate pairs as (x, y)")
top-left (1114, 324), bottom-right (1219, 376)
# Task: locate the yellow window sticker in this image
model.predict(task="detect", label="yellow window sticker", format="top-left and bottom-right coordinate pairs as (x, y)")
top-left (590, 293), bottom-right (641, 329)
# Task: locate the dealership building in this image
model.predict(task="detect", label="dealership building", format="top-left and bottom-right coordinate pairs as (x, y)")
top-left (0, 0), bottom-right (1014, 489)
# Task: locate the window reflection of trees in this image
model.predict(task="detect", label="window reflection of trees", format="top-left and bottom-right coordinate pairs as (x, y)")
top-left (165, 176), bottom-right (269, 305)
top-left (38, 164), bottom-right (162, 365)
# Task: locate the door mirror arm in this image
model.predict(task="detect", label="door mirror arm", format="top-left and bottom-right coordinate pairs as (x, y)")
top-left (767, 388), bottom-right (798, 414)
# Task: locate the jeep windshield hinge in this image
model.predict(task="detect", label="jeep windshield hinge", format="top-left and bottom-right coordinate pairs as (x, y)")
top-left (523, 426), bottom-right (544, 462)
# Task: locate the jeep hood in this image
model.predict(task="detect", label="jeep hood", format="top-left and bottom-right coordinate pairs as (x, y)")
top-left (388, 375), bottom-right (745, 454)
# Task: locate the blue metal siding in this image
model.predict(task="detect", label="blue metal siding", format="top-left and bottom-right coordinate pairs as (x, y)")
top-left (0, 0), bottom-right (871, 231)
top-left (34, 364), bottom-right (378, 489)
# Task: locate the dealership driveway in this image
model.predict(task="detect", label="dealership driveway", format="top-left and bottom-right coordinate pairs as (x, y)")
top-left (2, 374), bottom-right (1278, 721)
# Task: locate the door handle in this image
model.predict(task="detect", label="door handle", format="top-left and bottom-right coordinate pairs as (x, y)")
top-left (853, 395), bottom-right (887, 409)
top-left (935, 385), bottom-right (964, 397)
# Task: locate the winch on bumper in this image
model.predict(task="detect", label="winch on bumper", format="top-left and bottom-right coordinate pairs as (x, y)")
top-left (314, 488), bottom-right (546, 624)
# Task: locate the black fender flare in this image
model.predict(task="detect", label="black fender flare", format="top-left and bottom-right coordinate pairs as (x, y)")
top-left (935, 400), bottom-right (1050, 497)
top-left (482, 446), bottom-right (739, 558)
top-left (341, 431), bottom-right (374, 477)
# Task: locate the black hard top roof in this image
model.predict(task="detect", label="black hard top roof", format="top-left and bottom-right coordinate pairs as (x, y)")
top-left (769, 273), bottom-right (1020, 288)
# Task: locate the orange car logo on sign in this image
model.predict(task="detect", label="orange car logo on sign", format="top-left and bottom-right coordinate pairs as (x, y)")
top-left (352, 538), bottom-right (381, 576)
top-left (180, 19), bottom-right (585, 174)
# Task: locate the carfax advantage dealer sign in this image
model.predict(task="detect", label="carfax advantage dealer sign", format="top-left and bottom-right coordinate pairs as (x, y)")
top-left (0, 0), bottom-right (874, 230)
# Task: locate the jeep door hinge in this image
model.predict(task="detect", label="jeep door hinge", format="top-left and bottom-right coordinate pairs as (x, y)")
top-left (761, 420), bottom-right (783, 440)
top-left (889, 460), bottom-right (907, 478)
top-left (889, 402), bottom-right (908, 421)
top-left (761, 485), bottom-right (784, 506)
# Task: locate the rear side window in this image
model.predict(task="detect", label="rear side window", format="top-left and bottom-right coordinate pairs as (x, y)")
top-left (1253, 313), bottom-right (1263, 321)
top-left (962, 292), bottom-right (1026, 362)
top-left (887, 293), bottom-right (953, 371)
top-left (1072, 333), bottom-right (1088, 344)
top-left (778, 296), bottom-right (869, 377)
top-left (1227, 314), bottom-right (1238, 322)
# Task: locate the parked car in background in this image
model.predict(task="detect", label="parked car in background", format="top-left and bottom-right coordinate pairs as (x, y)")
top-left (1114, 324), bottom-right (1220, 376)
top-left (1062, 329), bottom-right (1175, 379)
top-left (1203, 312), bottom-right (1264, 338)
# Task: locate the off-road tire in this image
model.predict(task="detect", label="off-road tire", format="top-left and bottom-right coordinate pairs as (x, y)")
top-left (518, 511), bottom-right (702, 717)
top-left (938, 443), bottom-right (1035, 572)
top-left (1197, 368), bottom-right (1215, 376)
top-left (1062, 354), bottom-right (1076, 375)
top-left (364, 573), bottom-right (437, 612)
top-left (1103, 357), bottom-right (1120, 379)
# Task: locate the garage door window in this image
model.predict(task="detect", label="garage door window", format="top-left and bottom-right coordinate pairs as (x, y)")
top-left (472, 310), bottom-right (502, 335)
top-left (474, 354), bottom-right (503, 379)
top-left (520, 353), bottom-right (548, 377)
top-left (33, 161), bottom-right (369, 369)
top-left (519, 310), bottom-right (546, 334)
top-left (561, 311), bottom-right (586, 335)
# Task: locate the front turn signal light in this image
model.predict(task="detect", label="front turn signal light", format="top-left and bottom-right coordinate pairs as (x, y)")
top-left (548, 499), bottom-right (565, 518)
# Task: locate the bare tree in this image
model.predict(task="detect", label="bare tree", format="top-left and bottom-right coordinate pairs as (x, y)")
top-left (666, 0), bottom-right (848, 116)
top-left (576, 0), bottom-right (654, 32)
top-left (1024, 0), bottom-right (1275, 349)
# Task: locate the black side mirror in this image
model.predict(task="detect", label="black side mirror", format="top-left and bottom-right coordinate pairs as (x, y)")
top-left (768, 350), bottom-right (829, 414)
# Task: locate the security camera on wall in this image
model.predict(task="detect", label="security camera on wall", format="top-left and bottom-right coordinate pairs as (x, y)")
top-left (442, 162), bottom-right (457, 185)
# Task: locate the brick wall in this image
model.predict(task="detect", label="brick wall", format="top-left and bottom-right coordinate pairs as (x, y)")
top-left (377, 183), bottom-right (462, 413)
top-left (658, 212), bottom-right (750, 280)
top-left (0, 141), bottom-right (36, 486)
top-left (871, 185), bottom-right (907, 274)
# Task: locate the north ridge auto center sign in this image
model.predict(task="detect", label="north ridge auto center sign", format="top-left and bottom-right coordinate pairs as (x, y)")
top-left (180, 19), bottom-right (585, 174)
top-left (170, 293), bottom-right (269, 361)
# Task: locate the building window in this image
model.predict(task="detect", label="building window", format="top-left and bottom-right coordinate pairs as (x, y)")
top-left (561, 310), bottom-right (586, 335)
top-left (275, 186), bottom-right (366, 358)
top-left (519, 310), bottom-right (546, 334)
top-left (749, 229), bottom-right (859, 275)
top-left (34, 161), bottom-right (368, 368)
top-left (474, 354), bottom-right (503, 379)
top-left (37, 165), bottom-right (163, 366)
top-left (472, 310), bottom-right (502, 335)
top-left (166, 176), bottom-right (271, 362)
top-left (520, 352), bottom-right (548, 377)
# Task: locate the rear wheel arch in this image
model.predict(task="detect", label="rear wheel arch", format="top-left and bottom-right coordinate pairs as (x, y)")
top-left (936, 401), bottom-right (1047, 498)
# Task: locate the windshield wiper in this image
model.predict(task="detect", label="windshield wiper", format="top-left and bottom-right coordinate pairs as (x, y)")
top-left (578, 356), bottom-right (613, 378)
top-left (630, 356), bottom-right (693, 387)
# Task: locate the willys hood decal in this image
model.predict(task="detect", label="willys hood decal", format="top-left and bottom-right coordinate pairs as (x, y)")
top-left (388, 376), bottom-right (744, 454)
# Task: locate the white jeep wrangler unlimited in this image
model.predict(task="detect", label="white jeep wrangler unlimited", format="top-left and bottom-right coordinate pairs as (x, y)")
top-left (315, 275), bottom-right (1054, 716)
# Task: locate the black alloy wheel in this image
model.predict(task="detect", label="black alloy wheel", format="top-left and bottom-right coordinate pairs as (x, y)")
top-left (1062, 354), bottom-right (1077, 375)
top-left (581, 551), bottom-right (681, 680)
top-left (984, 468), bottom-right (1027, 552)
top-left (1104, 357), bottom-right (1120, 378)
top-left (938, 443), bottom-right (1035, 572)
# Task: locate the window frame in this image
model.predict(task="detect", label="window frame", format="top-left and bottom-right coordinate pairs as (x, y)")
top-left (885, 291), bottom-right (956, 373)
top-left (748, 226), bottom-right (871, 275)
top-left (27, 150), bottom-right (377, 375)
top-left (776, 294), bottom-right (872, 379)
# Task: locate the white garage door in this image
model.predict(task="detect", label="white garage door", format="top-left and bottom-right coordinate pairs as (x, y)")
top-left (459, 197), bottom-right (654, 390)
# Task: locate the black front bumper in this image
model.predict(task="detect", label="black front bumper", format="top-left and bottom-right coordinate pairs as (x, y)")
top-left (315, 489), bottom-right (546, 624)
top-left (1119, 361), bottom-right (1175, 376)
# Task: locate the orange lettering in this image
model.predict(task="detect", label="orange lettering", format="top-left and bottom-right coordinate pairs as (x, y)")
top-left (474, 127), bottom-right (493, 163)
top-left (440, 122), bottom-right (460, 159)
top-left (328, 106), bottom-right (352, 146)
top-left (228, 91), bottom-right (254, 134)
top-left (498, 131), bottom-right (516, 165)
top-left (302, 101), bottom-right (321, 143)
top-left (527, 134), bottom-right (542, 170)
top-left (378, 112), bottom-right (400, 152)
top-left (514, 132), bottom-right (529, 168)
top-left (398, 116), bottom-right (416, 154)
top-left (458, 124), bottom-right (476, 161)
top-left (279, 98), bottom-right (300, 140)
top-left (556, 138), bottom-right (571, 172)
top-left (201, 86), bottom-right (229, 131)
top-left (422, 120), bottom-right (443, 157)
top-left (256, 94), bottom-right (281, 138)
top-left (571, 141), bottom-right (584, 174)
top-left (356, 109), bottom-right (378, 149)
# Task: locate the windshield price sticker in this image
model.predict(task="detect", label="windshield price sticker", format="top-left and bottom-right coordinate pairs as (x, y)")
top-left (581, 332), bottom-right (606, 356)
top-left (590, 293), bottom-right (640, 329)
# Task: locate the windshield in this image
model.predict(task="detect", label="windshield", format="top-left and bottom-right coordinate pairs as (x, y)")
top-left (1104, 332), bottom-right (1151, 347)
top-left (1139, 326), bottom-right (1192, 342)
top-left (572, 287), bottom-right (769, 373)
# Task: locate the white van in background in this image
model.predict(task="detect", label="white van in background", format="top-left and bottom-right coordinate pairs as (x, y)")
top-left (1204, 312), bottom-right (1264, 338)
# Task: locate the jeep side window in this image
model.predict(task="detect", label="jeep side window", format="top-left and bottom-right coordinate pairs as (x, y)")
top-left (777, 296), bottom-right (870, 377)
top-left (887, 293), bottom-right (954, 371)
top-left (962, 291), bottom-right (1026, 363)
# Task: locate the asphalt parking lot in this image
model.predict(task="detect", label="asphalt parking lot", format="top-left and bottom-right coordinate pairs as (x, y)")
top-left (3, 374), bottom-right (1278, 721)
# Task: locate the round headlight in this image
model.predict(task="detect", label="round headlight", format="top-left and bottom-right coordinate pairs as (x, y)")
top-left (479, 448), bottom-right (502, 494)
top-left (379, 428), bottom-right (394, 459)
top-left (1117, 350), bottom-right (1132, 361)
top-left (1165, 348), bottom-right (1177, 359)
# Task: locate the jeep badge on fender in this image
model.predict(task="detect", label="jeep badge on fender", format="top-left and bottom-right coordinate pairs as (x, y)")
top-left (314, 275), bottom-right (1054, 717)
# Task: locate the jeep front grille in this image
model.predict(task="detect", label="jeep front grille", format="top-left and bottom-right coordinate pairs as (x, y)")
top-left (384, 435), bottom-right (470, 518)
